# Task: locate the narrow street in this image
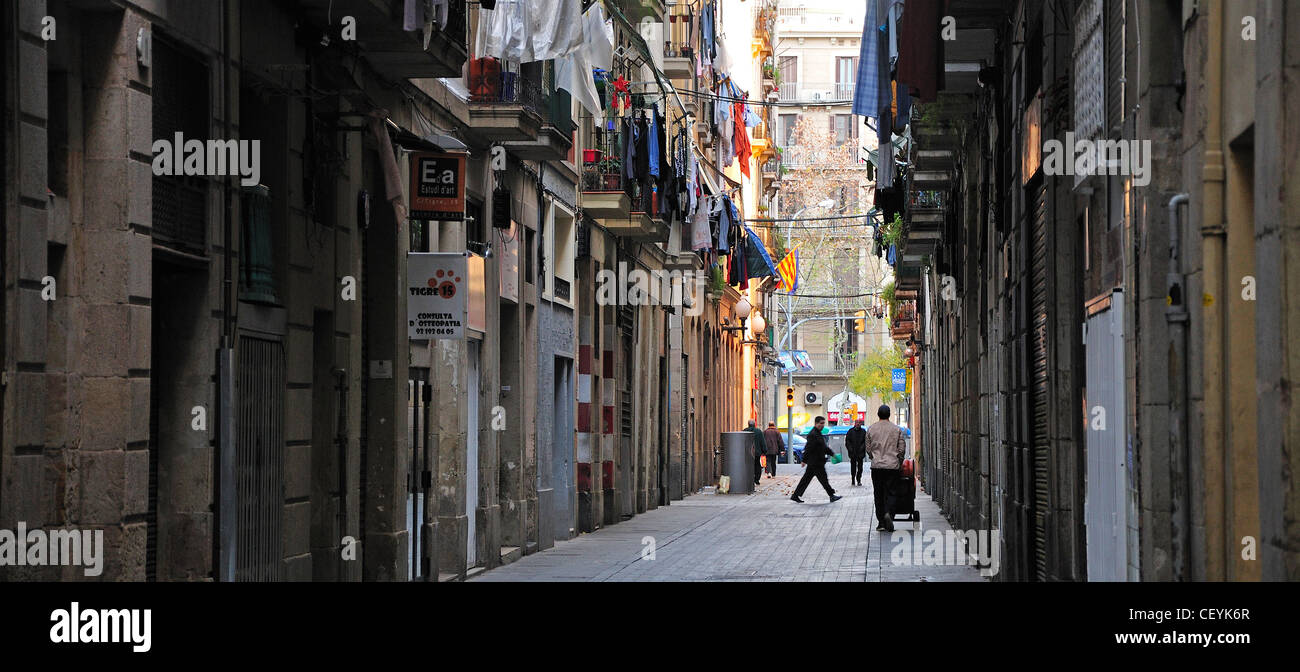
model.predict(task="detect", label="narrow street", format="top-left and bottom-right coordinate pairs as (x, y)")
top-left (474, 464), bottom-right (985, 582)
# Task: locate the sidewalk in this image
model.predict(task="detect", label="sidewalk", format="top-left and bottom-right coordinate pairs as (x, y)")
top-left (471, 461), bottom-right (989, 582)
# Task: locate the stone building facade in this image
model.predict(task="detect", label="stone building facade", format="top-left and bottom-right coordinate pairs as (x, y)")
top-left (1, 0), bottom-right (761, 582)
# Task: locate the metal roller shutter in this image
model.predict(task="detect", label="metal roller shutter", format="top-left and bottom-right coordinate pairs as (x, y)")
top-left (1029, 183), bottom-right (1050, 581)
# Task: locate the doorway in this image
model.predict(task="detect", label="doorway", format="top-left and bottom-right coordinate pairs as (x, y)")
top-left (466, 341), bottom-right (481, 567)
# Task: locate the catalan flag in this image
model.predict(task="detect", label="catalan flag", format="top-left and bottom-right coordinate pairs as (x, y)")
top-left (776, 244), bottom-right (800, 293)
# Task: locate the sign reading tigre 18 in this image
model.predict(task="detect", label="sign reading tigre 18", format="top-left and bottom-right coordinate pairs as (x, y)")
top-left (408, 252), bottom-right (467, 340)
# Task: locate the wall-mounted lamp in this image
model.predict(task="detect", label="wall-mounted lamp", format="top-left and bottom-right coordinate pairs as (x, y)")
top-left (721, 297), bottom-right (752, 335)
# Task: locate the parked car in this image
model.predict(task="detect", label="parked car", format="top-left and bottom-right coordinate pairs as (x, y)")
top-left (798, 424), bottom-right (852, 461)
top-left (780, 432), bottom-right (807, 463)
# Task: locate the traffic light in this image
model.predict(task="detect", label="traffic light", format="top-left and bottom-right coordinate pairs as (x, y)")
top-left (854, 310), bottom-right (866, 332)
top-left (786, 387), bottom-right (795, 408)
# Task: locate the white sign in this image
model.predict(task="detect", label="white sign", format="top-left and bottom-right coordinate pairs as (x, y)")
top-left (408, 252), bottom-right (467, 339)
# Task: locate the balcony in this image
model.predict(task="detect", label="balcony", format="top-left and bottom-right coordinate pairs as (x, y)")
top-left (796, 352), bottom-right (854, 376)
top-left (614, 212), bottom-right (670, 242)
top-left (664, 250), bottom-right (700, 271)
top-left (580, 127), bottom-right (663, 242)
top-left (750, 121), bottom-right (777, 163)
top-left (581, 128), bottom-right (634, 215)
top-left (891, 304), bottom-right (918, 341)
top-left (777, 82), bottom-right (849, 105)
top-left (296, 0), bottom-right (467, 78)
top-left (502, 87), bottom-right (575, 161)
top-left (465, 62), bottom-right (546, 143)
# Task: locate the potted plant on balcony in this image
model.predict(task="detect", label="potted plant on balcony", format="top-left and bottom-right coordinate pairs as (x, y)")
top-left (597, 155), bottom-right (622, 191)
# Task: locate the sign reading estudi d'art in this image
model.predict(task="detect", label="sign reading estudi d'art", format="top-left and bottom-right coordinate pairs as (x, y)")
top-left (408, 253), bottom-right (467, 340)
top-left (409, 152), bottom-right (466, 221)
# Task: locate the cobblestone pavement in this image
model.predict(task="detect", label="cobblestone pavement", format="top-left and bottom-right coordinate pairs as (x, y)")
top-left (472, 462), bottom-right (990, 582)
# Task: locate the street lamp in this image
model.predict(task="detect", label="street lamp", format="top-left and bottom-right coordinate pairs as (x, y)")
top-left (722, 297), bottom-right (753, 335)
top-left (750, 310), bottom-right (766, 336)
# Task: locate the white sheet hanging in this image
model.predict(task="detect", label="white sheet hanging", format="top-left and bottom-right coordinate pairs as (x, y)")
top-left (557, 3), bottom-right (614, 116)
top-left (479, 0), bottom-right (584, 63)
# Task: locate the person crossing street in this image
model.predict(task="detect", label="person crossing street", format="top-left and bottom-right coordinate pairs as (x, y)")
top-left (790, 416), bottom-right (842, 503)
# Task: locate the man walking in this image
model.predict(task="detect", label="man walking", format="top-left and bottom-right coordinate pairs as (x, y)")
top-left (845, 418), bottom-right (868, 486)
top-left (865, 405), bottom-right (907, 531)
top-left (790, 416), bottom-right (842, 503)
top-left (747, 420), bottom-right (767, 488)
top-left (762, 421), bottom-right (783, 478)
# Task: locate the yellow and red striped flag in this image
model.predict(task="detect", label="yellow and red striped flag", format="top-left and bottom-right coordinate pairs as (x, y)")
top-left (776, 244), bottom-right (800, 293)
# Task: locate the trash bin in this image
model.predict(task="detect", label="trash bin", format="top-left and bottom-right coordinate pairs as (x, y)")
top-left (720, 431), bottom-right (755, 494)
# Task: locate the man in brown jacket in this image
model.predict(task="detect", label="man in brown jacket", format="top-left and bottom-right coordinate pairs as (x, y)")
top-left (865, 405), bottom-right (907, 531)
top-left (762, 422), bottom-right (783, 478)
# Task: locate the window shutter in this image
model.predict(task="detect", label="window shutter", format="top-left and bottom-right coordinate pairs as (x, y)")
top-left (1105, 0), bottom-right (1125, 132)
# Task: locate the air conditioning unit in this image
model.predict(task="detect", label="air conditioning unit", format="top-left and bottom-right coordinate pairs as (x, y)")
top-left (804, 392), bottom-right (823, 405)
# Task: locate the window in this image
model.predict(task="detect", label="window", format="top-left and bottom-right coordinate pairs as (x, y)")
top-left (833, 115), bottom-right (857, 147)
top-left (835, 56), bottom-right (858, 99)
top-left (543, 199), bottom-right (575, 305)
top-left (153, 35), bottom-right (210, 255)
top-left (779, 114), bottom-right (798, 148)
top-left (779, 56), bottom-right (798, 100)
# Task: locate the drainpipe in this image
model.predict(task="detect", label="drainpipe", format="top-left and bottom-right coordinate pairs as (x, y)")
top-left (215, 0), bottom-right (237, 583)
top-left (1166, 192), bottom-right (1190, 581)
top-left (1199, 0), bottom-right (1227, 582)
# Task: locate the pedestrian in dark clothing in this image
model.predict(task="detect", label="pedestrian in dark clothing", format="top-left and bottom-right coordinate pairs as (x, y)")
top-left (845, 418), bottom-right (868, 486)
top-left (791, 417), bottom-right (842, 503)
top-left (746, 420), bottom-right (766, 487)
top-left (865, 405), bottom-right (907, 531)
top-left (762, 422), bottom-right (783, 478)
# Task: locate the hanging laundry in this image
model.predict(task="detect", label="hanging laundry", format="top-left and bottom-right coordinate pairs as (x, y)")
top-left (479, 0), bottom-right (583, 63)
top-left (656, 110), bottom-right (670, 183)
top-left (648, 112), bottom-right (662, 179)
top-left (743, 104), bottom-right (762, 128)
top-left (624, 116), bottom-right (638, 181)
top-left (557, 2), bottom-right (613, 116)
top-left (743, 227), bottom-right (778, 280)
top-left (529, 0), bottom-right (584, 61)
top-left (893, 81), bottom-right (914, 134)
top-left (692, 195), bottom-right (712, 250)
top-left (733, 101), bottom-right (751, 178)
top-left (610, 76), bottom-right (631, 115)
top-left (875, 0), bottom-right (892, 117)
top-left (686, 151), bottom-right (699, 214)
top-left (728, 241), bottom-right (746, 285)
top-left (701, 2), bottom-right (717, 65)
top-left (851, 0), bottom-right (882, 118)
top-left (714, 90), bottom-right (733, 165)
top-left (713, 197), bottom-right (732, 254)
top-left (877, 101), bottom-right (892, 189)
top-left (896, 0), bottom-right (944, 103)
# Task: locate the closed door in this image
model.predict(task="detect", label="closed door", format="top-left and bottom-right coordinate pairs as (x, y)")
top-left (1084, 296), bottom-right (1128, 581)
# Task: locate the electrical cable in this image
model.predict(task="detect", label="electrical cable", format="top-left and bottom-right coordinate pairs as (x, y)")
top-left (747, 211), bottom-right (880, 222)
